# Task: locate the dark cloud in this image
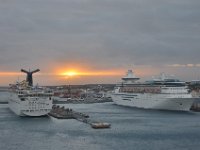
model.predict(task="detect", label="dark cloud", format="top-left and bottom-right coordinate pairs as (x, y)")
top-left (0, 0), bottom-right (200, 81)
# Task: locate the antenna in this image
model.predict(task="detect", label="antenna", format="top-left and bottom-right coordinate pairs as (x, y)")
top-left (21, 69), bottom-right (40, 86)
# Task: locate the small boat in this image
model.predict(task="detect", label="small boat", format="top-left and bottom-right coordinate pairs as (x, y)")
top-left (90, 122), bottom-right (111, 129)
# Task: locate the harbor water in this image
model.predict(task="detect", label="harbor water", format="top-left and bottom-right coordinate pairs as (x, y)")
top-left (1, 92), bottom-right (200, 150)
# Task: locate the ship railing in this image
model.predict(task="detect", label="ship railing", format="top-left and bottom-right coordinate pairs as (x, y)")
top-left (119, 86), bottom-right (162, 94)
top-left (161, 89), bottom-right (189, 94)
top-left (17, 92), bottom-right (53, 98)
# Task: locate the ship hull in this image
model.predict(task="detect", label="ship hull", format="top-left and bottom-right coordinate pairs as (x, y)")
top-left (8, 94), bottom-right (52, 117)
top-left (112, 93), bottom-right (197, 111)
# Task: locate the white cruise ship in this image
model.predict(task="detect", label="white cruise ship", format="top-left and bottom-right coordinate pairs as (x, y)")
top-left (8, 69), bottom-right (53, 116)
top-left (111, 70), bottom-right (197, 111)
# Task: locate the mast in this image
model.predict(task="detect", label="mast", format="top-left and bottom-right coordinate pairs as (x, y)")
top-left (21, 69), bottom-right (40, 86)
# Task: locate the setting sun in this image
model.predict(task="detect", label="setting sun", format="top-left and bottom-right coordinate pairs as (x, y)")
top-left (62, 71), bottom-right (78, 77)
top-left (56, 67), bottom-right (124, 78)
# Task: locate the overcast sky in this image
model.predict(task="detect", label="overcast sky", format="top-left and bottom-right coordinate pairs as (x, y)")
top-left (0, 0), bottom-right (200, 85)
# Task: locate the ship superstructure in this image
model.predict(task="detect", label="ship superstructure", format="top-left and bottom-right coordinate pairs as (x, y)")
top-left (9, 69), bottom-right (53, 116)
top-left (112, 70), bottom-right (197, 111)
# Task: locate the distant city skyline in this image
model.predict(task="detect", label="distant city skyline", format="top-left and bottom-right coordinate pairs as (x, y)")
top-left (0, 0), bottom-right (200, 85)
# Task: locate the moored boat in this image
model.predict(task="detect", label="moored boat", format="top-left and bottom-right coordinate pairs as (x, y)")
top-left (112, 70), bottom-right (198, 111)
top-left (8, 69), bottom-right (53, 116)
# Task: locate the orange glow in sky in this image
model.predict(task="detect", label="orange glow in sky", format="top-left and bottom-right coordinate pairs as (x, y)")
top-left (0, 67), bottom-right (156, 78)
top-left (0, 70), bottom-right (122, 77)
top-left (0, 66), bottom-right (160, 86)
top-left (0, 72), bottom-right (22, 76)
top-left (61, 71), bottom-right (78, 77)
top-left (58, 69), bottom-right (123, 77)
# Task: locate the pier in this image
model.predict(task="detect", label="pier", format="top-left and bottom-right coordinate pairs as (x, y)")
top-left (49, 105), bottom-right (111, 129)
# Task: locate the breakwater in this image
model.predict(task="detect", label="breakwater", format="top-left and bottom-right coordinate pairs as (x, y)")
top-left (49, 105), bottom-right (111, 129)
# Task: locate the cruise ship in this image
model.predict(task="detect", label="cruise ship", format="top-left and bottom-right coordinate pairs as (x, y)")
top-left (111, 70), bottom-right (197, 111)
top-left (9, 69), bottom-right (53, 116)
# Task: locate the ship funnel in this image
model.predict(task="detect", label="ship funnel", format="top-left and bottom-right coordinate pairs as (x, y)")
top-left (21, 69), bottom-right (40, 86)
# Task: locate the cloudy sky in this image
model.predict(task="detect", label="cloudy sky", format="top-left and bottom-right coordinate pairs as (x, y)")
top-left (0, 0), bottom-right (200, 85)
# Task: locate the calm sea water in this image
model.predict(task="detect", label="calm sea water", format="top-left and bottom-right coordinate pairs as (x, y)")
top-left (1, 92), bottom-right (200, 150)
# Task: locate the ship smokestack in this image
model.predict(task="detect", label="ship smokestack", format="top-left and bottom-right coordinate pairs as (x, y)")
top-left (21, 69), bottom-right (40, 86)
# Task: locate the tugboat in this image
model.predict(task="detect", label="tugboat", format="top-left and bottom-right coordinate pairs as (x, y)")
top-left (9, 69), bottom-right (53, 116)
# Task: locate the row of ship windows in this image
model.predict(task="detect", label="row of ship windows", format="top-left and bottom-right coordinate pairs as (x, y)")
top-left (122, 99), bottom-right (131, 101)
top-left (122, 96), bottom-right (186, 101)
top-left (28, 106), bottom-right (48, 109)
top-left (29, 104), bottom-right (49, 107)
top-left (20, 97), bottom-right (52, 101)
top-left (162, 88), bottom-right (186, 90)
top-left (23, 109), bottom-right (50, 112)
top-left (28, 101), bottom-right (49, 104)
top-left (123, 96), bottom-right (137, 98)
top-left (29, 101), bottom-right (49, 104)
top-left (18, 93), bottom-right (52, 97)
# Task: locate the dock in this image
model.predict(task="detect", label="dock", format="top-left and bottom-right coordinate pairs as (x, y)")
top-left (49, 105), bottom-right (111, 129)
top-left (48, 105), bottom-right (74, 119)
